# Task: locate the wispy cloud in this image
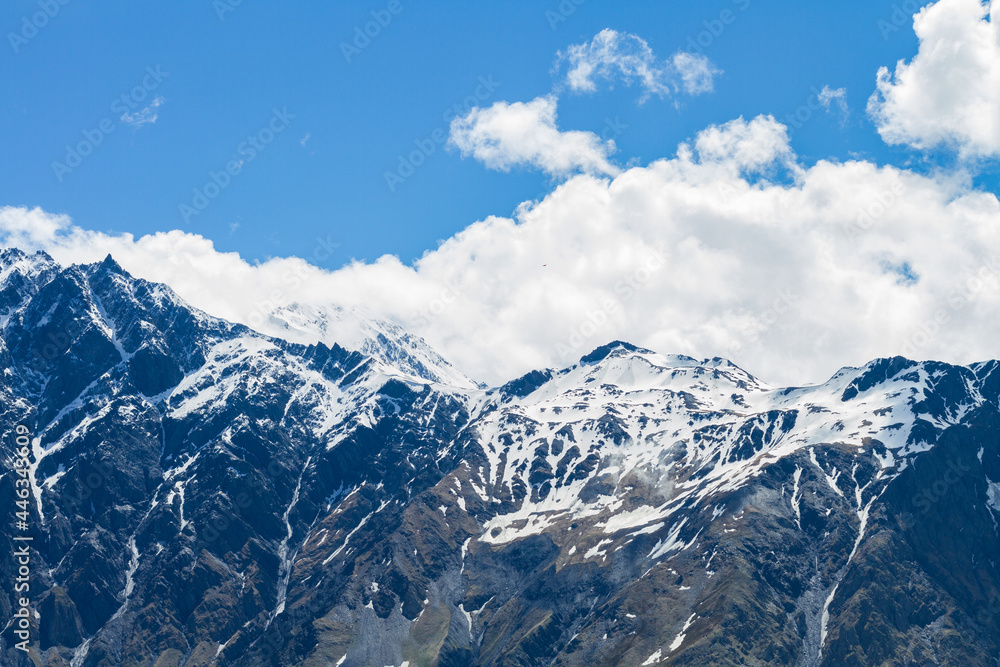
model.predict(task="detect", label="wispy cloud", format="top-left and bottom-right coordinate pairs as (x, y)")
top-left (818, 85), bottom-right (850, 125)
top-left (120, 96), bottom-right (165, 129)
top-left (5, 112), bottom-right (996, 388)
top-left (556, 29), bottom-right (721, 100)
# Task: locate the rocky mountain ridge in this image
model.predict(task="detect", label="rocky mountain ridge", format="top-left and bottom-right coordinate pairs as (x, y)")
top-left (0, 248), bottom-right (997, 666)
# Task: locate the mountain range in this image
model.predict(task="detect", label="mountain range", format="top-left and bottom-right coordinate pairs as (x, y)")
top-left (1, 247), bottom-right (998, 666)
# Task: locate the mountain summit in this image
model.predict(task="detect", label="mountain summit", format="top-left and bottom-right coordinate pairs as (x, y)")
top-left (1, 251), bottom-right (998, 666)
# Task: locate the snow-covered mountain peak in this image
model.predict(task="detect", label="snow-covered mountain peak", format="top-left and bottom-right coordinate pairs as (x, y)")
top-left (498, 341), bottom-right (769, 406)
top-left (471, 348), bottom-right (994, 551)
top-left (265, 301), bottom-right (478, 389)
top-left (0, 248), bottom-right (59, 326)
top-left (3, 249), bottom-right (1000, 665)
top-left (0, 246), bottom-right (57, 277)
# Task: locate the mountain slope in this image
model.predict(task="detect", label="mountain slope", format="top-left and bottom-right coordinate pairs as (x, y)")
top-left (0, 250), bottom-right (997, 667)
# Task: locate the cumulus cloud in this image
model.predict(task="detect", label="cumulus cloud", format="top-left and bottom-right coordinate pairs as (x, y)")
top-left (687, 115), bottom-right (797, 175)
top-left (448, 95), bottom-right (620, 177)
top-left (447, 30), bottom-right (721, 178)
top-left (557, 29), bottom-right (720, 99)
top-left (5, 114), bottom-right (1000, 389)
top-left (868, 0), bottom-right (1000, 158)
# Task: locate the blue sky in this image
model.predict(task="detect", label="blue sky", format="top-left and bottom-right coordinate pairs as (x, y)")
top-left (3, 0), bottom-right (1000, 387)
top-left (0, 0), bottom-right (942, 266)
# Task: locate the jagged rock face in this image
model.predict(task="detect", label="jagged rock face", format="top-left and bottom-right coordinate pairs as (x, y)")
top-left (0, 248), bottom-right (998, 666)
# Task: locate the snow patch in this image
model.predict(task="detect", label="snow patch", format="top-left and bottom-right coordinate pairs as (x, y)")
top-left (641, 648), bottom-right (663, 665)
top-left (668, 613), bottom-right (697, 654)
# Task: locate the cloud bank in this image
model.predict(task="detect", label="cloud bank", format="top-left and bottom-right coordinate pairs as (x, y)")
top-left (5, 112), bottom-right (999, 388)
top-left (5, 4), bottom-right (1000, 388)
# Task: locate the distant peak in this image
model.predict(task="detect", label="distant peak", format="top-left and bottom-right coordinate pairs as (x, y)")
top-left (705, 356), bottom-right (741, 368)
top-left (98, 254), bottom-right (124, 273)
top-left (1, 246), bottom-right (56, 264)
top-left (0, 246), bottom-right (59, 276)
top-left (840, 356), bottom-right (918, 402)
top-left (0, 246), bottom-right (26, 260)
top-left (498, 368), bottom-right (553, 399)
top-left (580, 341), bottom-right (654, 364)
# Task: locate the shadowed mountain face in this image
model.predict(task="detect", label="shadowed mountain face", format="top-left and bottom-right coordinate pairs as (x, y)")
top-left (0, 248), bottom-right (998, 667)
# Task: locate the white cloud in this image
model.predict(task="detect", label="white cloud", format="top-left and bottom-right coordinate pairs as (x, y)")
top-left (448, 95), bottom-right (620, 177)
top-left (818, 85), bottom-right (849, 124)
top-left (120, 96), bottom-right (165, 129)
top-left (868, 0), bottom-right (1000, 158)
top-left (688, 115), bottom-right (797, 176)
top-left (5, 114), bottom-right (1000, 389)
top-left (671, 51), bottom-right (720, 96)
top-left (557, 29), bottom-right (720, 99)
